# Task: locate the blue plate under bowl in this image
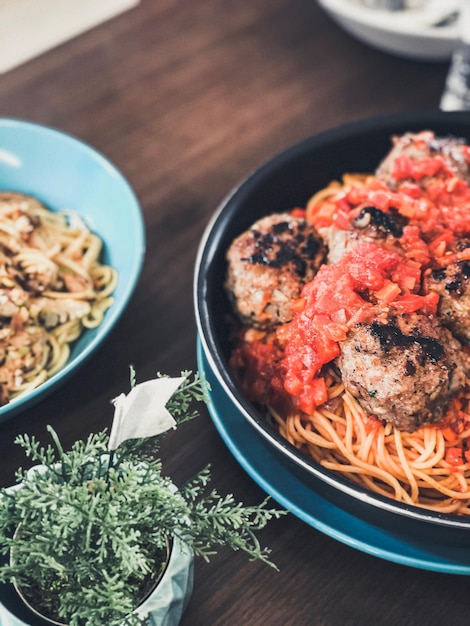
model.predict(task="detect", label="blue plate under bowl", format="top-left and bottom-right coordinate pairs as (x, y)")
top-left (197, 339), bottom-right (470, 574)
top-left (0, 118), bottom-right (146, 422)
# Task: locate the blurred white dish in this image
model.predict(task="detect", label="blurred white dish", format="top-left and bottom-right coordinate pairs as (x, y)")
top-left (318, 0), bottom-right (460, 61)
top-left (0, 0), bottom-right (140, 74)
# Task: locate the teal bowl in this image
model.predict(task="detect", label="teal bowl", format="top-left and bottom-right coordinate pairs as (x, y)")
top-left (0, 119), bottom-right (145, 422)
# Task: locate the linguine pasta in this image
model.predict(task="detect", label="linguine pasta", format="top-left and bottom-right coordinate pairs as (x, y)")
top-left (0, 192), bottom-right (117, 405)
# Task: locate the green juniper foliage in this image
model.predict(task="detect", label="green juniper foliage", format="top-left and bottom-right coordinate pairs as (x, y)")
top-left (0, 371), bottom-right (286, 626)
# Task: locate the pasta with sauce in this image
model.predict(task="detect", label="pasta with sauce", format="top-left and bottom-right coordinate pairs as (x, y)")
top-left (226, 130), bottom-right (470, 515)
top-left (0, 192), bottom-right (117, 405)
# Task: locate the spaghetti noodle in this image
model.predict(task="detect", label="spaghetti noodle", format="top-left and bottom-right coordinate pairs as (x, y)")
top-left (227, 131), bottom-right (470, 515)
top-left (268, 373), bottom-right (470, 514)
top-left (0, 192), bottom-right (117, 405)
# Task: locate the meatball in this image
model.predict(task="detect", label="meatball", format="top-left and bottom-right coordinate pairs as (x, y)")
top-left (425, 255), bottom-right (470, 344)
top-left (225, 213), bottom-right (326, 328)
top-left (376, 131), bottom-right (470, 190)
top-left (324, 206), bottom-right (408, 264)
top-left (337, 311), bottom-right (470, 431)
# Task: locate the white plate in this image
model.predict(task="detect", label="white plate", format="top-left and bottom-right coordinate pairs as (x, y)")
top-left (318, 0), bottom-right (460, 61)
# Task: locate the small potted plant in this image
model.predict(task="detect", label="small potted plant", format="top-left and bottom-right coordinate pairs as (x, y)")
top-left (0, 370), bottom-right (285, 626)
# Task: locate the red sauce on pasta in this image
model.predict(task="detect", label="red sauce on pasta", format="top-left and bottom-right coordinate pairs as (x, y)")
top-left (228, 134), bottom-right (470, 512)
top-left (230, 154), bottom-right (470, 418)
top-left (230, 241), bottom-right (439, 416)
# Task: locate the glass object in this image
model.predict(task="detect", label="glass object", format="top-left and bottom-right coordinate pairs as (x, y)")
top-left (440, 0), bottom-right (470, 110)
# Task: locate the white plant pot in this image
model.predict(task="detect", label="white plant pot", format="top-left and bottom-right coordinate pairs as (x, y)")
top-left (0, 536), bottom-right (193, 626)
top-left (0, 466), bottom-right (194, 626)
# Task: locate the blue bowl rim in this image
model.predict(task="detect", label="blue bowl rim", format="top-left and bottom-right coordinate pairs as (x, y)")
top-left (0, 117), bottom-right (146, 421)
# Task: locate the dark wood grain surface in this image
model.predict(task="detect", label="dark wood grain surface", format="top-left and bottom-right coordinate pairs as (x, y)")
top-left (0, 1), bottom-right (467, 625)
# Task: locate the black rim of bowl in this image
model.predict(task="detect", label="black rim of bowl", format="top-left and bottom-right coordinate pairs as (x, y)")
top-left (194, 109), bottom-right (470, 530)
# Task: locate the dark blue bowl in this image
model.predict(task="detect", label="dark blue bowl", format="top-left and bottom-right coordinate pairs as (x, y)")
top-left (194, 110), bottom-right (470, 539)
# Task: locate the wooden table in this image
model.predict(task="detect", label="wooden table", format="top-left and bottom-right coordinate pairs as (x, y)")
top-left (0, 2), bottom-right (467, 625)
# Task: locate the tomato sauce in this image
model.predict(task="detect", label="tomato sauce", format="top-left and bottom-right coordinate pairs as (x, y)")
top-left (230, 240), bottom-right (439, 415)
top-left (229, 154), bottom-right (470, 417)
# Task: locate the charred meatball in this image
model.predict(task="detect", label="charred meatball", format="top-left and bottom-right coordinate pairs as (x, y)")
top-left (425, 256), bottom-right (470, 345)
top-left (225, 213), bottom-right (326, 328)
top-left (376, 131), bottom-right (470, 190)
top-left (337, 312), bottom-right (469, 431)
top-left (324, 206), bottom-right (408, 264)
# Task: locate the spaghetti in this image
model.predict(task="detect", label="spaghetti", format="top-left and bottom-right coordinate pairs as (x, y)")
top-left (268, 374), bottom-right (470, 515)
top-left (228, 131), bottom-right (470, 515)
top-left (0, 192), bottom-right (117, 405)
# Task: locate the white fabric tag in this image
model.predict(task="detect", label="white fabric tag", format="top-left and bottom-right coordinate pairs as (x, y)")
top-left (108, 377), bottom-right (185, 451)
